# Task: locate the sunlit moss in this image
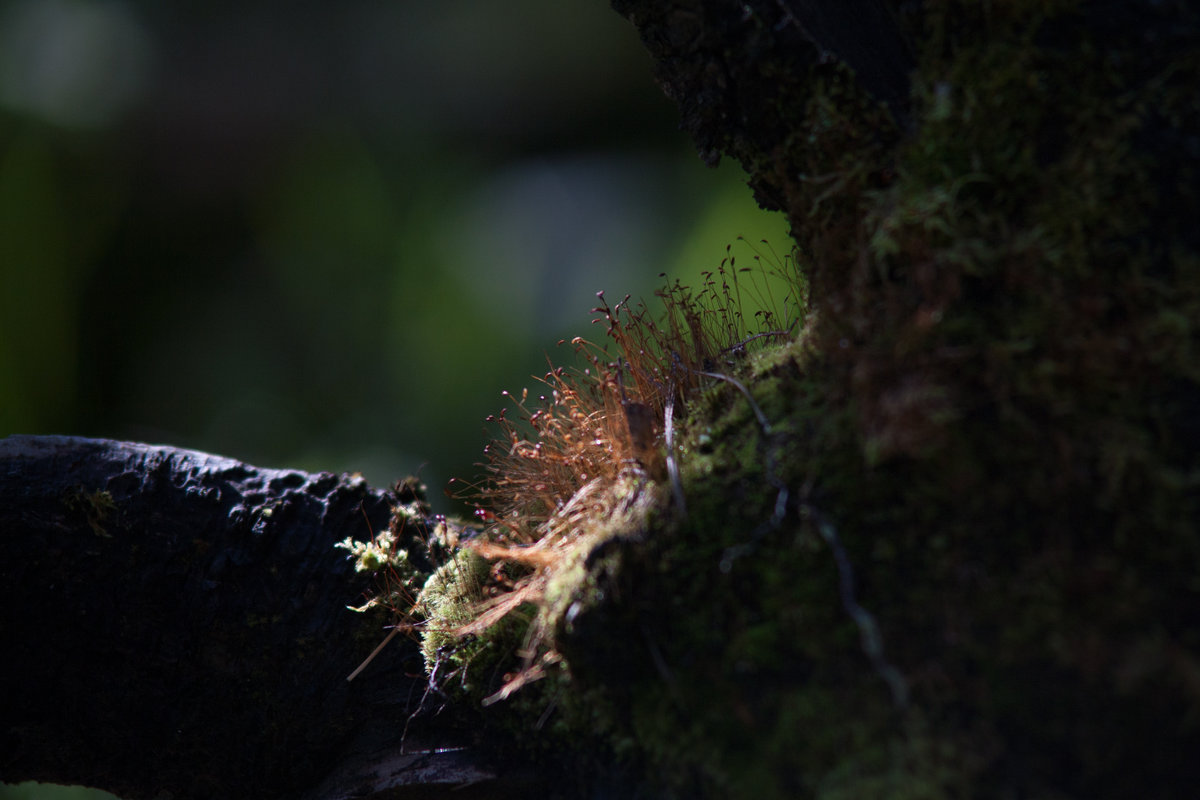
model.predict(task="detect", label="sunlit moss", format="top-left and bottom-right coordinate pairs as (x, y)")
top-left (341, 2), bottom-right (1199, 796)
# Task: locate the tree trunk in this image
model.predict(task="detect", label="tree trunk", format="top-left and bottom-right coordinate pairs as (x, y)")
top-left (589, 1), bottom-right (1200, 797)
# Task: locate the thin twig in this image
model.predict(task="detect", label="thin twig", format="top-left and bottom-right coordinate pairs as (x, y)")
top-left (663, 389), bottom-right (686, 514)
top-left (346, 625), bottom-right (402, 682)
top-left (720, 319), bottom-right (799, 355)
top-left (694, 370), bottom-right (772, 434)
top-left (804, 503), bottom-right (909, 709)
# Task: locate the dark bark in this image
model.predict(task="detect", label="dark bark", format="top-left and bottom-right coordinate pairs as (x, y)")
top-left (0, 435), bottom-right (525, 799)
top-left (598, 1), bottom-right (1200, 797)
top-left (610, 0), bottom-right (914, 203)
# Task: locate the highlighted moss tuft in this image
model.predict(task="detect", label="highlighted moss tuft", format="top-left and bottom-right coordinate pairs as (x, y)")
top-left (341, 3), bottom-right (1200, 796)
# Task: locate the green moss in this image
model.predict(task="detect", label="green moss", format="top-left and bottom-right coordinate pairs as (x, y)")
top-left (495, 4), bottom-right (1198, 797)
top-left (342, 4), bottom-right (1200, 796)
top-left (63, 486), bottom-right (116, 538)
top-left (416, 546), bottom-right (491, 672)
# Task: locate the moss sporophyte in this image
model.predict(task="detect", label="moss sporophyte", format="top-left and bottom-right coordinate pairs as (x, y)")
top-left (340, 240), bottom-right (816, 694)
top-left (339, 238), bottom-right (918, 798)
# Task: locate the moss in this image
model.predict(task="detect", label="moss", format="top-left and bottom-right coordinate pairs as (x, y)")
top-left (341, 3), bottom-right (1200, 797)
top-left (515, 3), bottom-right (1197, 797)
top-left (413, 546), bottom-right (538, 698)
top-left (63, 486), bottom-right (116, 538)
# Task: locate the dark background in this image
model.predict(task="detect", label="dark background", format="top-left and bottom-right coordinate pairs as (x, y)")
top-left (0, 0), bottom-right (789, 516)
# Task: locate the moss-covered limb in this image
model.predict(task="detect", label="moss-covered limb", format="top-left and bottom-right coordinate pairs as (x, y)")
top-left (520, 318), bottom-right (1197, 799)
top-left (402, 2), bottom-right (1200, 798)
top-left (603, 2), bottom-right (1200, 796)
top-left (0, 435), bottom-right (512, 800)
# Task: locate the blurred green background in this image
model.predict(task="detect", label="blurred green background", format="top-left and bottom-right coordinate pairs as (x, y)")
top-left (0, 0), bottom-right (788, 796)
top-left (0, 0), bottom-right (789, 504)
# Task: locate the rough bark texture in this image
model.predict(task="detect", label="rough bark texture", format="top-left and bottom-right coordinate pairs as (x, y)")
top-left (610, 0), bottom-right (914, 207)
top-left (553, 1), bottom-right (1200, 797)
top-left (0, 436), bottom-right (524, 799)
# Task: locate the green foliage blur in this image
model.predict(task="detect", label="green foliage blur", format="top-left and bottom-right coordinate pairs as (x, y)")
top-left (0, 0), bottom-right (788, 512)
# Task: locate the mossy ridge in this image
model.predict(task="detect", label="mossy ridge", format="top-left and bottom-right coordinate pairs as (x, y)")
top-left (329, 242), bottom-right (806, 764)
top-left (340, 2), bottom-right (1200, 796)
top-left (505, 3), bottom-right (1199, 797)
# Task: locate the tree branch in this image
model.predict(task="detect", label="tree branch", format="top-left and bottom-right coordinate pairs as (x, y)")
top-left (0, 435), bottom-right (520, 799)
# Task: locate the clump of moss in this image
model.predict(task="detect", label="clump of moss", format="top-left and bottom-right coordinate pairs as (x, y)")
top-left (433, 243), bottom-right (807, 706)
top-left (344, 243), bottom-right (809, 720)
top-left (63, 486), bottom-right (116, 538)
